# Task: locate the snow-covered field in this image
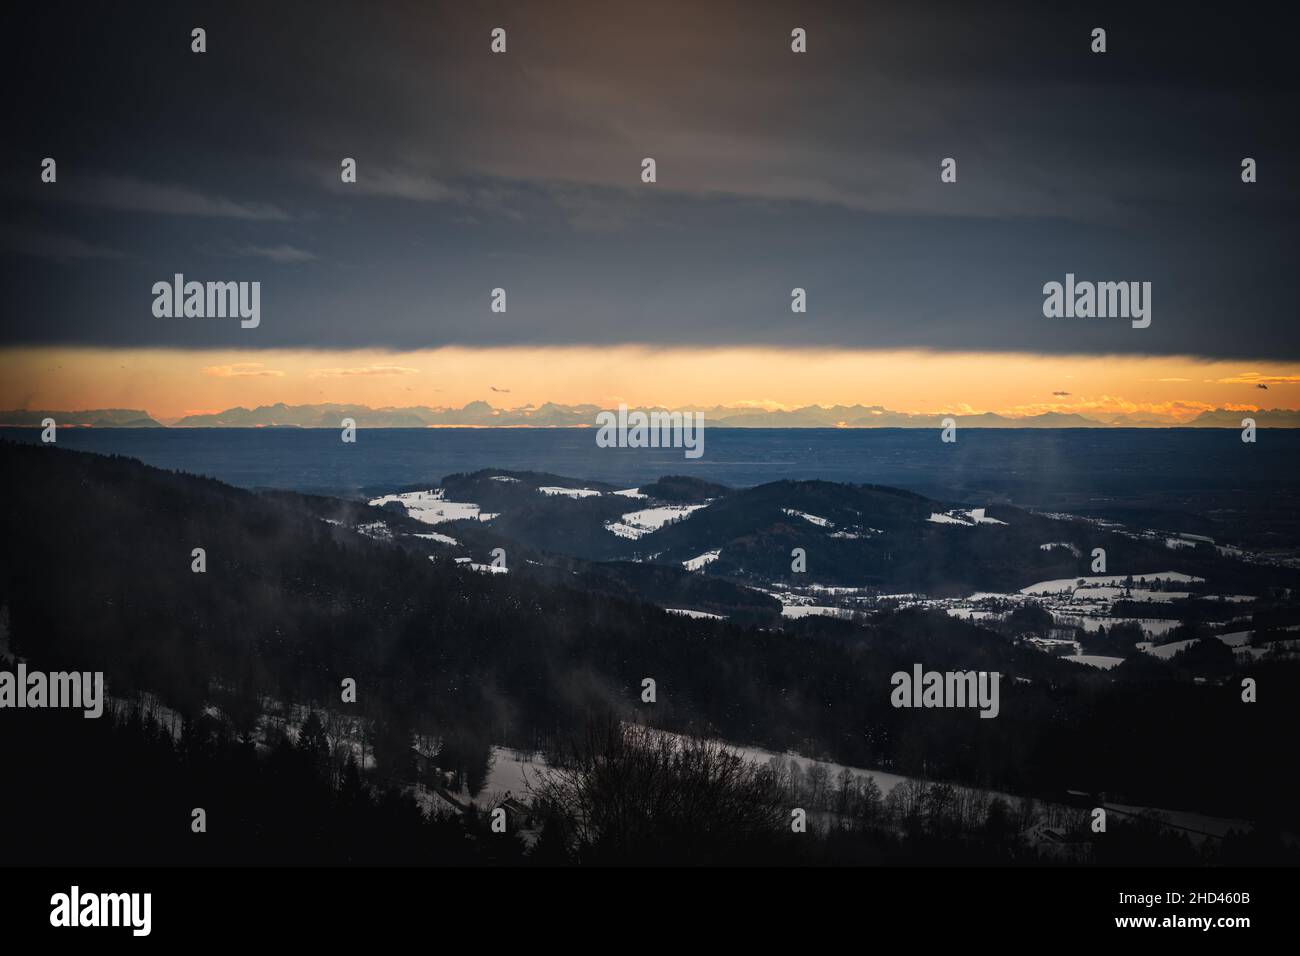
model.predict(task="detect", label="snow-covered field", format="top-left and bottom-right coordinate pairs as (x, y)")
top-left (783, 508), bottom-right (834, 528)
top-left (1064, 655), bottom-right (1125, 670)
top-left (682, 549), bottom-right (721, 571)
top-left (1215, 632), bottom-right (1255, 647)
top-left (538, 486), bottom-right (602, 498)
top-left (928, 508), bottom-right (1006, 526)
top-left (1146, 637), bottom-right (1199, 659)
top-left (411, 530), bottom-right (460, 546)
top-left (808, 584), bottom-right (874, 595)
top-left (454, 557), bottom-right (507, 574)
top-left (481, 736), bottom-right (1255, 847)
top-left (1054, 615), bottom-right (1182, 637)
top-left (780, 605), bottom-right (852, 620)
top-left (368, 489), bottom-right (498, 525)
top-left (928, 511), bottom-right (973, 526)
top-left (946, 608), bottom-right (1005, 621)
top-left (1020, 571), bottom-right (1204, 596)
top-left (1144, 631), bottom-right (1257, 660)
top-left (605, 504), bottom-right (706, 539)
top-left (665, 607), bottom-right (726, 619)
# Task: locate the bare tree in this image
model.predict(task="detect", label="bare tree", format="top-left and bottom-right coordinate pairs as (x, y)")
top-left (528, 718), bottom-right (789, 865)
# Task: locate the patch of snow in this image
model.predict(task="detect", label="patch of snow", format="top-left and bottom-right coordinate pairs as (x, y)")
top-left (1057, 616), bottom-right (1182, 637)
top-left (1145, 631), bottom-right (1255, 659)
top-left (682, 549), bottom-right (721, 571)
top-left (355, 521), bottom-right (393, 540)
top-left (1040, 542), bottom-right (1081, 556)
top-left (929, 509), bottom-right (1005, 526)
top-left (454, 557), bottom-right (507, 574)
top-left (780, 605), bottom-right (852, 620)
top-left (1072, 586), bottom-right (1129, 601)
top-left (1120, 591), bottom-right (1192, 603)
top-left (782, 508), bottom-right (834, 528)
top-left (946, 608), bottom-right (1005, 621)
top-left (1216, 631), bottom-right (1253, 647)
top-left (538, 486), bottom-right (602, 498)
top-left (369, 490), bottom-right (488, 525)
top-left (411, 531), bottom-right (460, 546)
top-left (604, 504), bottom-right (706, 539)
top-left (1146, 638), bottom-right (1199, 660)
top-left (1020, 571), bottom-right (1204, 596)
top-left (1064, 655), bottom-right (1125, 670)
top-left (605, 522), bottom-right (645, 540)
top-left (928, 512), bottom-right (973, 526)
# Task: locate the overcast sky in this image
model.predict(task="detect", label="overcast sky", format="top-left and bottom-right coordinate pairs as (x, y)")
top-left (2, 0), bottom-right (1297, 360)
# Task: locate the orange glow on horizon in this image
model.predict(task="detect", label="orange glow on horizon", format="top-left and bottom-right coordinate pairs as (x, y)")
top-left (1, 345), bottom-right (1296, 424)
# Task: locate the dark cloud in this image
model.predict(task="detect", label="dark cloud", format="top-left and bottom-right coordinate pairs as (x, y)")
top-left (2, 0), bottom-right (1297, 358)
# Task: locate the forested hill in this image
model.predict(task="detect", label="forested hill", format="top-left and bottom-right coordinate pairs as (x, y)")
top-left (0, 440), bottom-right (1295, 824)
top-left (379, 468), bottom-right (1293, 595)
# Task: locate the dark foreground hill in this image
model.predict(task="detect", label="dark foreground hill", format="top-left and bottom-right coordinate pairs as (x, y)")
top-left (1, 441), bottom-right (1298, 852)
